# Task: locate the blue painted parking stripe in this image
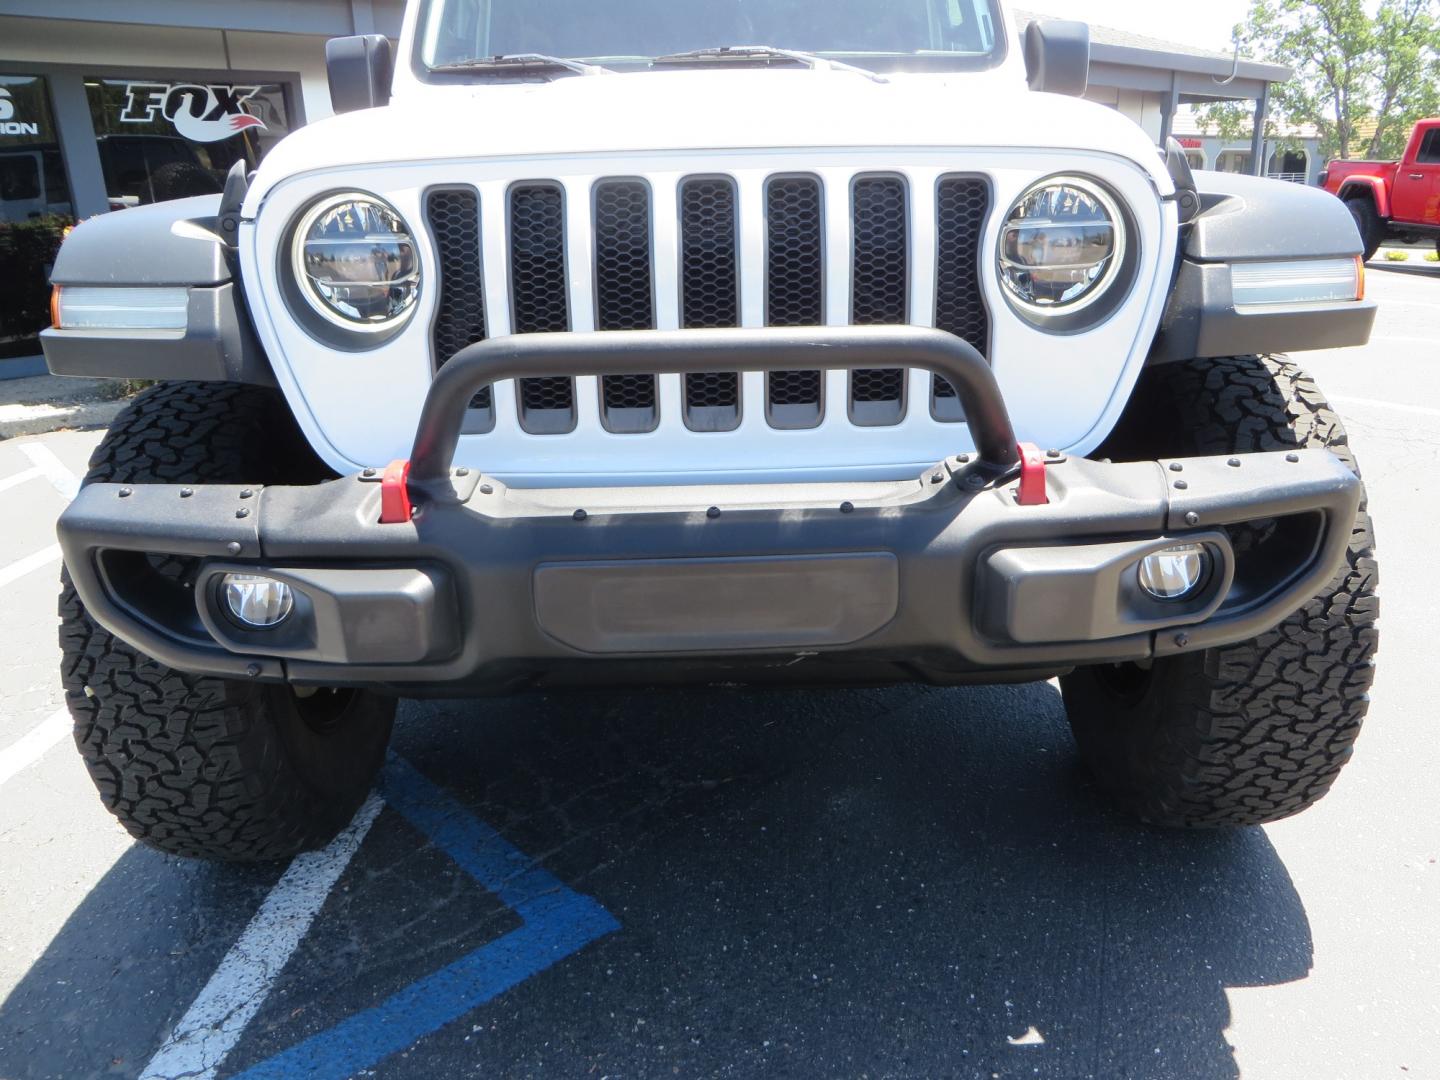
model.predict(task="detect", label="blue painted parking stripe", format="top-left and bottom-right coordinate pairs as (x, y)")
top-left (231, 755), bottom-right (620, 1080)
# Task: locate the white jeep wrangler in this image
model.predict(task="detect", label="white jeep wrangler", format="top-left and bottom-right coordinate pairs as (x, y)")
top-left (43, 0), bottom-right (1379, 861)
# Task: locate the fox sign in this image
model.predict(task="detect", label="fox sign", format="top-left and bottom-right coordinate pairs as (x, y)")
top-left (121, 83), bottom-right (267, 143)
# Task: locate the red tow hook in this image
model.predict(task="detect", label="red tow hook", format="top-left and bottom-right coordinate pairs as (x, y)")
top-left (1016, 442), bottom-right (1049, 506)
top-left (379, 459), bottom-right (413, 523)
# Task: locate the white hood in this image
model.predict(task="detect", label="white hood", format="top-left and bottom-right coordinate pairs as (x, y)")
top-left (248, 69), bottom-right (1171, 205)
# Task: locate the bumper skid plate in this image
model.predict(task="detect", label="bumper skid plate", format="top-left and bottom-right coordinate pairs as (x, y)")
top-left (58, 327), bottom-right (1362, 691)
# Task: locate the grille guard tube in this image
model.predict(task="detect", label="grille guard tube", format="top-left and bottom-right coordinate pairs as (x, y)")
top-left (410, 326), bottom-right (1020, 498)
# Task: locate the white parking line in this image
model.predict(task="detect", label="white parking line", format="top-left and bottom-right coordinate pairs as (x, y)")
top-left (0, 467), bottom-right (43, 495)
top-left (0, 709), bottom-right (72, 790)
top-left (19, 442), bottom-right (82, 500)
top-left (1332, 395), bottom-right (1440, 420)
top-left (140, 794), bottom-right (386, 1080)
top-left (0, 544), bottom-right (62, 591)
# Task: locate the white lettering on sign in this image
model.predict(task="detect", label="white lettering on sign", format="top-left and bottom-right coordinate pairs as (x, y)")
top-left (0, 87), bottom-right (41, 136)
top-left (120, 82), bottom-right (267, 143)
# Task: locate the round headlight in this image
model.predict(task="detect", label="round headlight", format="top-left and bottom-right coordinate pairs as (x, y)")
top-left (292, 194), bottom-right (419, 331)
top-left (998, 177), bottom-right (1124, 315)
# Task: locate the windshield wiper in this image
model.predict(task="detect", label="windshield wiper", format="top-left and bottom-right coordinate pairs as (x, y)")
top-left (652, 45), bottom-right (887, 84)
top-left (430, 53), bottom-right (610, 77)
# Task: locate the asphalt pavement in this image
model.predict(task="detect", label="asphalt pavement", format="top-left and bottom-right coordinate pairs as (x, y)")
top-left (0, 266), bottom-right (1436, 1080)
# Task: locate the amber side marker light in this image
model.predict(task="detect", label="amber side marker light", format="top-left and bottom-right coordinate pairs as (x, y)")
top-left (1356, 255), bottom-right (1366, 301)
top-left (49, 285), bottom-right (62, 329)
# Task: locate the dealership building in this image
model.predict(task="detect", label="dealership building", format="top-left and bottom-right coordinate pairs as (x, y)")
top-left (0, 0), bottom-right (1287, 374)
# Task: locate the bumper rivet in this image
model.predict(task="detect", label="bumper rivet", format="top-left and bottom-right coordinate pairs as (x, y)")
top-left (573, 509), bottom-right (587, 521)
top-left (1286, 453), bottom-right (1300, 463)
top-left (707, 506), bottom-right (721, 519)
top-left (1174, 632), bottom-right (1190, 648)
top-left (1174, 479), bottom-right (1188, 490)
top-left (118, 487), bottom-right (132, 498)
top-left (480, 483), bottom-right (494, 495)
top-left (1169, 462), bottom-right (1184, 472)
top-left (245, 664), bottom-right (261, 678)
top-left (956, 454), bottom-right (970, 464)
top-left (226, 542), bottom-right (243, 555)
top-left (456, 467), bottom-right (470, 477)
top-left (964, 474), bottom-right (985, 490)
top-left (1227, 458), bottom-right (1242, 468)
top-left (180, 488), bottom-right (193, 498)
top-left (1184, 511), bottom-right (1200, 526)
top-left (930, 472), bottom-right (944, 484)
top-left (240, 489), bottom-right (254, 500)
top-left (840, 501), bottom-right (855, 514)
top-left (236, 507), bottom-right (250, 519)
top-left (1048, 448), bottom-right (1061, 459)
top-left (362, 467), bottom-right (377, 479)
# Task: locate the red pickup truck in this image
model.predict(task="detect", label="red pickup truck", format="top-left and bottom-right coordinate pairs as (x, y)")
top-left (1322, 117), bottom-right (1440, 259)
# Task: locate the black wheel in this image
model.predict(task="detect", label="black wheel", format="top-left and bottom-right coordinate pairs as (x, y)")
top-left (60, 382), bottom-right (396, 861)
top-left (1061, 355), bottom-right (1378, 828)
top-left (1344, 195), bottom-right (1384, 261)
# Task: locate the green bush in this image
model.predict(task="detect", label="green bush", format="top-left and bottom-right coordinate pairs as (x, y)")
top-left (1384, 250), bottom-right (1410, 262)
top-left (1426, 252), bottom-right (1440, 263)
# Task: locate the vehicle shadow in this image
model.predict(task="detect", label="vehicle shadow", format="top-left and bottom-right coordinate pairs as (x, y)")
top-left (0, 680), bottom-right (1312, 1080)
top-left (1368, 260), bottom-right (1440, 279)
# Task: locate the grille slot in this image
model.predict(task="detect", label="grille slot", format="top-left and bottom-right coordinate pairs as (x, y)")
top-left (594, 179), bottom-right (658, 433)
top-left (933, 176), bottom-right (991, 421)
top-left (510, 182), bottom-right (575, 434)
top-left (426, 187), bottom-right (493, 432)
top-left (849, 175), bottom-right (908, 427)
top-left (680, 177), bottom-right (741, 432)
top-left (765, 176), bottom-right (824, 429)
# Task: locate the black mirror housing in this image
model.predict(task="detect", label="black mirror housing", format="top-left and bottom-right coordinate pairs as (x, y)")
top-left (327, 34), bottom-right (394, 114)
top-left (1024, 20), bottom-right (1090, 97)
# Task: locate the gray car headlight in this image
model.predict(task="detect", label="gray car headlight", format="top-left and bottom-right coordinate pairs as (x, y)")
top-left (998, 177), bottom-right (1125, 316)
top-left (291, 193), bottom-right (419, 331)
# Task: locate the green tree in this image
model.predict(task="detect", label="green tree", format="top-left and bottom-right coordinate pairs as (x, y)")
top-left (1207, 0), bottom-right (1440, 161)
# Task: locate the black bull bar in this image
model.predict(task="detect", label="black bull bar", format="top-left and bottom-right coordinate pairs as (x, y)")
top-left (56, 326), bottom-right (1362, 692)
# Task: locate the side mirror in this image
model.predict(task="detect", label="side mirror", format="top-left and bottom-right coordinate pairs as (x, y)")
top-left (327, 34), bottom-right (394, 114)
top-left (1024, 20), bottom-right (1090, 97)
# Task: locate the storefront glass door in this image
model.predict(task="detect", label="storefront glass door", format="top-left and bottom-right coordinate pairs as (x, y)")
top-left (0, 73), bottom-right (74, 359)
top-left (85, 77), bottom-right (292, 208)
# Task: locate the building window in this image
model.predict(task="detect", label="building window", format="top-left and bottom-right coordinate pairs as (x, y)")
top-left (1217, 150), bottom-right (1253, 174)
top-left (1184, 149), bottom-right (1207, 171)
top-left (1, 73), bottom-right (75, 358)
top-left (84, 76), bottom-right (292, 208)
top-left (1267, 148), bottom-right (1308, 183)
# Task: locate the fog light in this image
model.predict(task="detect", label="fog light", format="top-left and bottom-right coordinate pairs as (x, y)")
top-left (1137, 544), bottom-right (1209, 601)
top-left (222, 574), bottom-right (294, 628)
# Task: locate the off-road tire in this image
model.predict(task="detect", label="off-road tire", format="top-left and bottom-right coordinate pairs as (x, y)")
top-left (1061, 355), bottom-right (1378, 828)
top-left (1344, 195), bottom-right (1384, 261)
top-left (59, 382), bottom-right (396, 861)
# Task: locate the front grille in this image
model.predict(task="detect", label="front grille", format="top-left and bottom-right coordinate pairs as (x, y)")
top-left (933, 177), bottom-right (991, 420)
top-left (850, 175), bottom-right (908, 426)
top-left (765, 176), bottom-right (824, 429)
top-left (594, 179), bottom-right (658, 433)
top-left (680, 177), bottom-right (741, 432)
top-left (510, 183), bottom-right (575, 434)
top-left (426, 188), bottom-right (493, 428)
top-left (427, 168), bottom-right (992, 438)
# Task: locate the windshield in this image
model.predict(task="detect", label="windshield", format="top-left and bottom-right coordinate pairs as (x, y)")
top-left (418, 0), bottom-right (1005, 73)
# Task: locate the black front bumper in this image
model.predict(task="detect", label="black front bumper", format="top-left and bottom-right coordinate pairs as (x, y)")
top-left (58, 327), bottom-right (1362, 693)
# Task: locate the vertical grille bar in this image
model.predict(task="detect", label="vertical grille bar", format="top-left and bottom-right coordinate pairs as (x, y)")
top-left (509, 182), bottom-right (575, 434)
top-left (679, 177), bottom-right (741, 432)
top-left (764, 175), bottom-right (824, 429)
top-left (933, 176), bottom-right (991, 421)
top-left (426, 187), bottom-right (494, 431)
top-left (594, 179), bottom-right (658, 433)
top-left (849, 175), bottom-right (908, 427)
